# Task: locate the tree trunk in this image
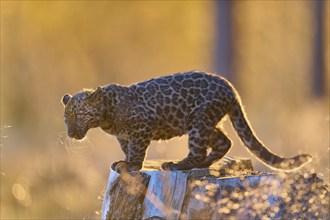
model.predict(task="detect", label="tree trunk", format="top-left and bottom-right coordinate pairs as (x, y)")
top-left (101, 157), bottom-right (329, 219)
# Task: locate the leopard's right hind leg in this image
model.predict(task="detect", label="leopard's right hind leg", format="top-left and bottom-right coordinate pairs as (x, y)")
top-left (161, 126), bottom-right (208, 171)
top-left (197, 128), bottom-right (232, 168)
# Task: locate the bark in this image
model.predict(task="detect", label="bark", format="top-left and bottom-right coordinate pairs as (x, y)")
top-left (101, 157), bottom-right (329, 220)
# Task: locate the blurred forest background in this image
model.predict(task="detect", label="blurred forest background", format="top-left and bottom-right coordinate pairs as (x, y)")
top-left (1, 1), bottom-right (329, 219)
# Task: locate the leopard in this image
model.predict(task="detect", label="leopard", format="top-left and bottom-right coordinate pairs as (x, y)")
top-left (61, 71), bottom-right (312, 173)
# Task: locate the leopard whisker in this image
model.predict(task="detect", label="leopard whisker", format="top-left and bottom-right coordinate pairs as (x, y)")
top-left (61, 135), bottom-right (94, 154)
top-left (57, 131), bottom-right (68, 146)
top-left (64, 137), bottom-right (80, 154)
top-left (84, 136), bottom-right (95, 153)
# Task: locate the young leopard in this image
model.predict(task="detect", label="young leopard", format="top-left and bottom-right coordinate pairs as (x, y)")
top-left (61, 71), bottom-right (312, 172)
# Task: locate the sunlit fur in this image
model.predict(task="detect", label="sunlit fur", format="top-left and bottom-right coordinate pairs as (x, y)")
top-left (61, 71), bottom-right (312, 172)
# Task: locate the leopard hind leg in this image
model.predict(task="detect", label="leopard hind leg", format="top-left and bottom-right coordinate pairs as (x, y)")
top-left (161, 127), bottom-right (208, 171)
top-left (197, 128), bottom-right (232, 168)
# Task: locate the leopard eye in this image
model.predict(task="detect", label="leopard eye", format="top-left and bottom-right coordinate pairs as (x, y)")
top-left (77, 114), bottom-right (82, 119)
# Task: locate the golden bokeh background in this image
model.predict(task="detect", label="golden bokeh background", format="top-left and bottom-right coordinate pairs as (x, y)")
top-left (1, 1), bottom-right (329, 218)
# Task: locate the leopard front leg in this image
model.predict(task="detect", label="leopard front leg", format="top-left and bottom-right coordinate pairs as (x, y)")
top-left (111, 138), bottom-right (129, 171)
top-left (112, 136), bottom-right (150, 173)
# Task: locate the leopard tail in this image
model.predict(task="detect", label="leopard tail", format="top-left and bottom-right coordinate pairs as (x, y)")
top-left (229, 101), bottom-right (312, 170)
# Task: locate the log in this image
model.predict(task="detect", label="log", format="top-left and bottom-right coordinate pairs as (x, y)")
top-left (101, 157), bottom-right (329, 219)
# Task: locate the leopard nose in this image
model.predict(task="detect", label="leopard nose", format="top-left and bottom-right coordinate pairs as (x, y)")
top-left (67, 127), bottom-right (76, 138)
top-left (75, 133), bottom-right (85, 140)
top-left (68, 131), bottom-right (75, 138)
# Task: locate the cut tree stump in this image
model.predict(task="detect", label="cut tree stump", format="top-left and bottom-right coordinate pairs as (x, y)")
top-left (101, 157), bottom-right (329, 220)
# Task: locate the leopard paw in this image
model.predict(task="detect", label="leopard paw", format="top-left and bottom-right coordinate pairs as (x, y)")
top-left (161, 161), bottom-right (177, 171)
top-left (196, 160), bottom-right (213, 168)
top-left (111, 161), bottom-right (143, 173)
top-left (127, 162), bottom-right (143, 172)
top-left (111, 161), bottom-right (129, 173)
top-left (111, 160), bottom-right (125, 171)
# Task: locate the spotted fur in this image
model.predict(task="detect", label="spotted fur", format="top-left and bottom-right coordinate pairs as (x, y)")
top-left (62, 71), bottom-right (312, 172)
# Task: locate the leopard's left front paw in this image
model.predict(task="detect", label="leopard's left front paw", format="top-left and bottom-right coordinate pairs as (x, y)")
top-left (111, 161), bottom-right (129, 173)
top-left (111, 161), bottom-right (143, 173)
top-left (111, 160), bottom-right (126, 171)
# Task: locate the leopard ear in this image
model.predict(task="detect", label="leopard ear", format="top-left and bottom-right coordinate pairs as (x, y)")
top-left (62, 94), bottom-right (72, 106)
top-left (88, 87), bottom-right (103, 101)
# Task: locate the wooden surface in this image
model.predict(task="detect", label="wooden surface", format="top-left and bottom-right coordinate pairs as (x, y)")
top-left (101, 157), bottom-right (329, 220)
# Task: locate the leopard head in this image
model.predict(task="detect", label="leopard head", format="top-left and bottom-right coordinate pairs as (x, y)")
top-left (62, 87), bottom-right (104, 140)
